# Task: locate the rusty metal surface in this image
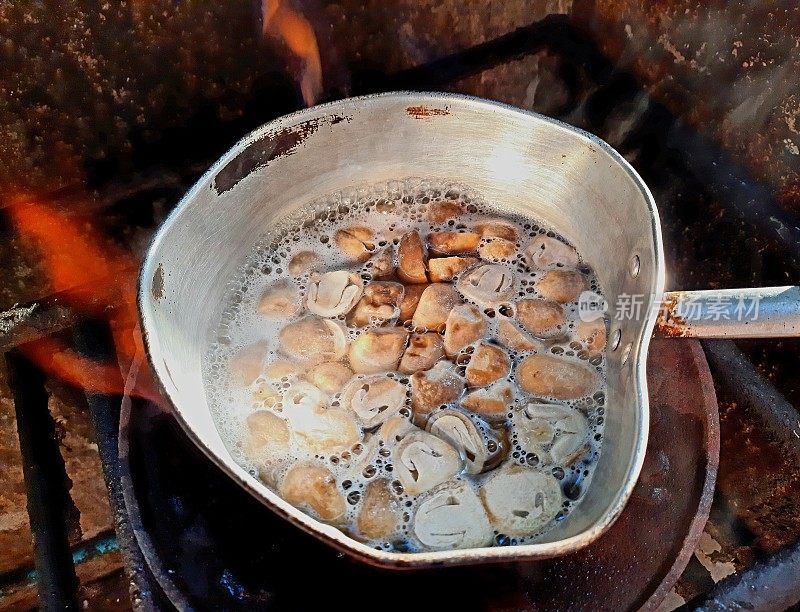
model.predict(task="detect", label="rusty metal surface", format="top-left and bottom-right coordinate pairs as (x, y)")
top-left (116, 337), bottom-right (717, 610)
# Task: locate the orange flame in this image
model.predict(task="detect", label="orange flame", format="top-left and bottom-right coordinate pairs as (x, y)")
top-left (8, 200), bottom-right (160, 403)
top-left (262, 0), bottom-right (322, 106)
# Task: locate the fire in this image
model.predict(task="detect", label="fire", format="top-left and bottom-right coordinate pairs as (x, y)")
top-left (262, 0), bottom-right (322, 106)
top-left (8, 200), bottom-right (160, 403)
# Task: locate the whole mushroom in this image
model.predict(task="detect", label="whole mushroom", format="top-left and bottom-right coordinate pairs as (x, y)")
top-left (536, 269), bottom-right (586, 303)
top-left (348, 328), bottom-right (409, 374)
top-left (280, 463), bottom-right (347, 522)
top-left (428, 231), bottom-right (481, 255)
top-left (412, 283), bottom-right (462, 332)
top-left (457, 264), bottom-right (516, 307)
top-left (443, 304), bottom-right (487, 356)
top-left (285, 403), bottom-right (361, 455)
top-left (335, 226), bottom-right (375, 262)
top-left (516, 355), bottom-right (597, 400)
top-left (398, 283), bottom-right (428, 322)
top-left (399, 332), bottom-right (444, 374)
top-left (496, 319), bottom-right (542, 352)
top-left (349, 281), bottom-right (404, 327)
top-left (230, 342), bottom-right (270, 386)
top-left (258, 281), bottom-right (301, 317)
top-left (427, 200), bottom-right (463, 223)
top-left (288, 250), bottom-right (322, 275)
top-left (410, 361), bottom-right (465, 424)
top-left (576, 318), bottom-right (607, 354)
top-left (461, 381), bottom-right (515, 422)
top-left (478, 238), bottom-right (517, 262)
top-left (243, 410), bottom-right (290, 462)
top-left (412, 481), bottom-right (493, 550)
top-left (428, 256), bottom-right (480, 282)
top-left (474, 219), bottom-right (519, 242)
top-left (480, 463), bottom-right (563, 536)
top-left (513, 403), bottom-right (589, 465)
top-left (524, 235), bottom-right (579, 270)
top-left (357, 479), bottom-right (402, 540)
top-left (394, 430), bottom-right (462, 495)
top-left (369, 246), bottom-right (396, 278)
top-left (464, 342), bottom-right (511, 387)
top-left (397, 230), bottom-right (428, 284)
top-left (306, 270), bottom-right (364, 317)
top-left (279, 317), bottom-right (348, 363)
top-left (516, 299), bottom-right (566, 337)
top-left (339, 375), bottom-right (407, 428)
top-left (304, 362), bottom-right (353, 394)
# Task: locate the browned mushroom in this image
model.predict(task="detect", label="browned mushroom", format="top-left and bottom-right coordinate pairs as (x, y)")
top-left (464, 342), bottom-right (511, 387)
top-left (335, 226), bottom-right (376, 262)
top-left (258, 281), bottom-right (301, 317)
top-left (370, 246), bottom-right (395, 278)
top-left (304, 362), bottom-right (353, 394)
top-left (410, 361), bottom-right (465, 423)
top-left (478, 238), bottom-right (517, 262)
top-left (306, 271), bottom-right (363, 317)
top-left (516, 354), bottom-right (597, 399)
top-left (427, 200), bottom-right (463, 223)
top-left (524, 235), bottom-right (579, 270)
top-left (576, 318), bottom-right (607, 353)
top-left (339, 375), bottom-right (406, 428)
top-left (412, 283), bottom-right (462, 332)
top-left (398, 283), bottom-right (428, 322)
top-left (398, 332), bottom-right (444, 374)
top-left (397, 230), bottom-right (428, 284)
top-left (280, 463), bottom-right (347, 522)
top-left (443, 304), bottom-right (487, 357)
top-left (513, 402), bottom-right (590, 465)
top-left (516, 299), bottom-right (566, 337)
top-left (349, 281), bottom-right (404, 327)
top-left (394, 430), bottom-right (462, 495)
top-left (279, 317), bottom-right (348, 363)
top-left (457, 264), bottom-right (515, 306)
top-left (288, 250), bottom-right (322, 275)
top-left (474, 219), bottom-right (519, 241)
top-left (428, 256), bottom-right (480, 282)
top-left (428, 231), bottom-right (481, 255)
top-left (412, 481), bottom-right (493, 550)
top-left (496, 319), bottom-right (542, 352)
top-left (536, 269), bottom-right (586, 303)
top-left (357, 479), bottom-right (402, 540)
top-left (461, 381), bottom-right (514, 422)
top-left (348, 328), bottom-right (409, 374)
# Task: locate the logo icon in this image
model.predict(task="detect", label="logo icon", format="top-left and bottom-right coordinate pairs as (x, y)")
top-left (577, 290), bottom-right (607, 322)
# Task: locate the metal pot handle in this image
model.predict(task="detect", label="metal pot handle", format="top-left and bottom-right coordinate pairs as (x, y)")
top-left (655, 286), bottom-right (800, 338)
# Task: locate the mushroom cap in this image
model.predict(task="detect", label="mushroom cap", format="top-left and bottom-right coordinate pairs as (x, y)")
top-left (349, 281), bottom-right (404, 327)
top-left (443, 303), bottom-right (487, 357)
top-left (280, 463), bottom-right (347, 523)
top-left (397, 230), bottom-right (428, 284)
top-left (496, 319), bottom-right (542, 352)
top-left (480, 463), bottom-right (563, 536)
top-left (474, 219), bottom-right (519, 242)
top-left (428, 256), bottom-right (480, 282)
top-left (306, 270), bottom-right (364, 317)
top-left (461, 381), bottom-right (515, 422)
top-left (369, 246), bottom-right (396, 278)
top-left (457, 264), bottom-right (516, 306)
top-left (252, 382), bottom-right (282, 407)
top-left (478, 238), bottom-right (517, 262)
top-left (374, 415), bottom-right (418, 448)
top-left (524, 235), bottom-right (579, 270)
top-left (243, 410), bottom-right (291, 462)
top-left (304, 362), bottom-right (353, 394)
top-left (335, 226), bottom-right (376, 263)
top-left (412, 480), bottom-right (493, 551)
top-left (357, 479), bottom-right (402, 540)
top-left (535, 269), bottom-right (587, 303)
top-left (428, 231), bottom-right (481, 255)
top-left (427, 200), bottom-right (464, 223)
top-left (348, 328), bottom-right (409, 374)
top-left (279, 316), bottom-right (348, 363)
top-left (410, 361), bottom-right (465, 422)
top-left (340, 375), bottom-right (407, 428)
top-left (288, 250), bottom-right (322, 275)
top-left (264, 361), bottom-right (304, 381)
top-left (285, 403), bottom-right (361, 455)
top-left (230, 342), bottom-right (270, 386)
top-left (394, 430), bottom-right (462, 495)
top-left (516, 354), bottom-right (597, 400)
top-left (258, 281), bottom-right (302, 317)
top-left (399, 332), bottom-right (444, 374)
top-left (514, 403), bottom-right (590, 465)
top-left (464, 342), bottom-right (511, 387)
top-left (426, 409), bottom-right (488, 474)
top-left (398, 283), bottom-right (428, 322)
top-left (516, 299), bottom-right (566, 337)
top-left (576, 318), bottom-right (607, 353)
top-left (412, 283), bottom-right (462, 332)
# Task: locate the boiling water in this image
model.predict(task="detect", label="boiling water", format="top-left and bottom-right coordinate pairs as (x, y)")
top-left (203, 178), bottom-right (607, 552)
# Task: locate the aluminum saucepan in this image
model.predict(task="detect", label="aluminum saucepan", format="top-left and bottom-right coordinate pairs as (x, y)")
top-left (138, 92), bottom-right (800, 569)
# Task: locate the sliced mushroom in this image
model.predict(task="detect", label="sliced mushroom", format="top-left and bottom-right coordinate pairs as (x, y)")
top-left (340, 375), bottom-right (406, 428)
top-left (349, 281), bottom-right (404, 327)
top-left (513, 403), bottom-right (589, 465)
top-left (394, 430), bottom-right (462, 495)
top-left (524, 235), bottom-right (579, 270)
top-left (428, 231), bottom-right (481, 255)
top-left (357, 479), bottom-right (402, 540)
top-left (443, 304), bottom-right (487, 357)
top-left (576, 318), bottom-right (607, 353)
top-left (279, 317), bottom-right (347, 363)
top-left (306, 270), bottom-right (363, 317)
top-left (480, 463), bottom-right (563, 536)
top-left (516, 354), bottom-right (597, 400)
top-left (457, 264), bottom-right (515, 307)
top-left (288, 250), bottom-right (322, 275)
top-left (230, 342), bottom-right (269, 386)
top-left (286, 403), bottom-right (361, 455)
top-left (399, 332), bottom-right (444, 374)
top-left (410, 361), bottom-right (465, 424)
top-left (412, 481), bottom-right (493, 550)
top-left (428, 256), bottom-right (480, 282)
top-left (243, 410), bottom-right (290, 461)
top-left (304, 362), bottom-right (353, 394)
top-left (335, 226), bottom-right (375, 262)
top-left (427, 200), bottom-right (463, 223)
top-left (464, 342), bottom-right (511, 387)
top-left (397, 230), bottom-right (428, 284)
top-left (370, 246), bottom-right (395, 278)
top-left (412, 283), bottom-right (462, 332)
top-left (348, 328), bottom-right (409, 374)
top-left (374, 415), bottom-right (417, 448)
top-left (516, 299), bottom-right (566, 337)
top-left (536, 269), bottom-right (586, 303)
top-left (426, 409), bottom-right (487, 474)
top-left (496, 319), bottom-right (542, 352)
top-left (398, 283), bottom-right (428, 322)
top-left (478, 238), bottom-right (517, 262)
top-left (461, 381), bottom-right (514, 422)
top-left (280, 463), bottom-right (347, 522)
top-left (281, 381), bottom-right (328, 410)
top-left (474, 219), bottom-right (519, 242)
top-left (258, 281), bottom-right (301, 317)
